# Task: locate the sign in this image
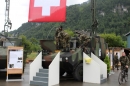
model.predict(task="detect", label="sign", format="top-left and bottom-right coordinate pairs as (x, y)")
top-left (8, 50), bottom-right (23, 69)
top-left (28, 0), bottom-right (66, 22)
top-left (6, 46), bottom-right (24, 81)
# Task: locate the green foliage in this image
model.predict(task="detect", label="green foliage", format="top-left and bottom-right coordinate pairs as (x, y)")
top-left (27, 52), bottom-right (37, 60)
top-left (104, 55), bottom-right (111, 73)
top-left (123, 41), bottom-right (127, 48)
top-left (100, 33), bottom-right (125, 47)
top-left (19, 35), bottom-right (41, 53)
top-left (20, 35), bottom-right (32, 54)
top-left (29, 37), bottom-right (42, 52)
top-left (64, 28), bottom-right (74, 36)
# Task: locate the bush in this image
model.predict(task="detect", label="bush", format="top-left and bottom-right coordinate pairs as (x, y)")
top-left (104, 55), bottom-right (111, 73)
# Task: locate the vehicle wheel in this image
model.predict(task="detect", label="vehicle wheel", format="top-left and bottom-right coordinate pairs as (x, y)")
top-left (118, 72), bottom-right (123, 85)
top-left (73, 63), bottom-right (83, 81)
top-left (125, 73), bottom-right (128, 82)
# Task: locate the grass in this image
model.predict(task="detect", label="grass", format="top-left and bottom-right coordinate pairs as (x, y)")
top-left (26, 52), bottom-right (37, 60)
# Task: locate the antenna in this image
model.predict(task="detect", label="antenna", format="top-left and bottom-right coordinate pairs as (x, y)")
top-left (91, 0), bottom-right (98, 36)
top-left (4, 0), bottom-right (12, 37)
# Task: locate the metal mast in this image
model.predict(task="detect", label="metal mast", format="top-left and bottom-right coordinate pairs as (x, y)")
top-left (4, 0), bottom-right (12, 36)
top-left (91, 0), bottom-right (98, 36)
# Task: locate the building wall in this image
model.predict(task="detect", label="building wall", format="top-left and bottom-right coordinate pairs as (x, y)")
top-left (127, 35), bottom-right (130, 48)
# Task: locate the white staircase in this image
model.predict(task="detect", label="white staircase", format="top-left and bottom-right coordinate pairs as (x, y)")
top-left (29, 52), bottom-right (60, 86)
top-left (30, 68), bottom-right (49, 86)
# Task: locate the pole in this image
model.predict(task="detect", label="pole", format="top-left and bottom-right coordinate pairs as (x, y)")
top-left (112, 47), bottom-right (115, 71)
top-left (91, 0), bottom-right (98, 37)
top-left (4, 0), bottom-right (12, 37)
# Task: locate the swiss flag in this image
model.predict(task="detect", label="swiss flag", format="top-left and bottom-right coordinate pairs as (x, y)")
top-left (28, 0), bottom-right (66, 22)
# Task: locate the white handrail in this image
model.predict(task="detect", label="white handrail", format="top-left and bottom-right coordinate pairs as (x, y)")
top-left (83, 52), bottom-right (100, 84)
top-left (29, 52), bottom-right (42, 84)
top-left (91, 53), bottom-right (107, 78)
top-left (48, 52), bottom-right (60, 86)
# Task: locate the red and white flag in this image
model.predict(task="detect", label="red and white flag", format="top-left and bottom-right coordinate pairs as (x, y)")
top-left (28, 0), bottom-right (66, 22)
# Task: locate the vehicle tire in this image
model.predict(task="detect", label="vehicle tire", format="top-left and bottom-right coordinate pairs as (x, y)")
top-left (118, 72), bottom-right (123, 85)
top-left (73, 63), bottom-right (83, 81)
top-left (125, 72), bottom-right (128, 82)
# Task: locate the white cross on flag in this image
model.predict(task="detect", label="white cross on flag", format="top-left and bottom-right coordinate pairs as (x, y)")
top-left (28, 0), bottom-right (66, 22)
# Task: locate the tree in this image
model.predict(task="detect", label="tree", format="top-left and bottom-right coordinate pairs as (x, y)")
top-left (104, 55), bottom-right (111, 75)
top-left (19, 35), bottom-right (32, 68)
top-left (19, 35), bottom-right (32, 54)
top-left (29, 37), bottom-right (41, 52)
top-left (29, 37), bottom-right (38, 44)
top-left (100, 33), bottom-right (125, 47)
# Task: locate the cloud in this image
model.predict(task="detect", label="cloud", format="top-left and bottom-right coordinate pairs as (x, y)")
top-left (0, 0), bottom-right (88, 32)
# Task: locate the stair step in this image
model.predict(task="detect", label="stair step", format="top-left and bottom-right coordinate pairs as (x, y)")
top-left (39, 69), bottom-right (48, 73)
top-left (36, 72), bottom-right (48, 77)
top-left (101, 77), bottom-right (107, 84)
top-left (100, 74), bottom-right (103, 79)
top-left (30, 81), bottom-right (48, 86)
top-left (33, 76), bottom-right (48, 82)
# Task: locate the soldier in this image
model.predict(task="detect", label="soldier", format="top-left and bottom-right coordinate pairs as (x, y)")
top-left (114, 53), bottom-right (119, 70)
top-left (55, 26), bottom-right (63, 50)
top-left (62, 32), bottom-right (70, 51)
top-left (120, 52), bottom-right (129, 74)
top-left (55, 28), bottom-right (60, 49)
top-left (58, 29), bottom-right (70, 51)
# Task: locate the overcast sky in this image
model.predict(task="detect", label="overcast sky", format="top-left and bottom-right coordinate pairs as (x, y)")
top-left (0, 0), bottom-right (88, 32)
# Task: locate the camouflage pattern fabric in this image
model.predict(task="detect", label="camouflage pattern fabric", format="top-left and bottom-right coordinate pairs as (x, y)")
top-left (55, 28), bottom-right (62, 49)
top-left (114, 55), bottom-right (118, 62)
top-left (58, 31), bottom-right (70, 51)
top-left (127, 54), bottom-right (130, 61)
top-left (127, 54), bottom-right (130, 66)
top-left (120, 56), bottom-right (129, 73)
top-left (114, 55), bottom-right (119, 70)
top-left (120, 56), bottom-right (129, 66)
top-left (81, 39), bottom-right (90, 54)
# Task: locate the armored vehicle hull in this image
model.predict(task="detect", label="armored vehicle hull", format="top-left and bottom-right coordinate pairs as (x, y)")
top-left (0, 48), bottom-right (7, 69)
top-left (40, 40), bottom-right (83, 81)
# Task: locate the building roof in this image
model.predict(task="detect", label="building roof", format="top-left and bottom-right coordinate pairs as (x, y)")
top-left (125, 31), bottom-right (130, 36)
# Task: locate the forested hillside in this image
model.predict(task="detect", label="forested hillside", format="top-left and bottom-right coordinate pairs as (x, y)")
top-left (10, 0), bottom-right (130, 40)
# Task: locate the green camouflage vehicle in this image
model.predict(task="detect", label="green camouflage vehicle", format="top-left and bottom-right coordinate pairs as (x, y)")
top-left (0, 34), bottom-right (22, 71)
top-left (40, 33), bottom-right (108, 81)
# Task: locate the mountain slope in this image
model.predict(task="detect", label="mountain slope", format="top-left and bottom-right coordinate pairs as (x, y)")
top-left (10, 0), bottom-right (130, 40)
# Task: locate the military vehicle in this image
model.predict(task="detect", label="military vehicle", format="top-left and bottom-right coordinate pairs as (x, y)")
top-left (39, 30), bottom-right (108, 81)
top-left (0, 34), bottom-right (22, 71)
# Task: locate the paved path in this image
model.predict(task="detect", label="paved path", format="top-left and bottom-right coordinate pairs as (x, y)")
top-left (0, 64), bottom-right (130, 86)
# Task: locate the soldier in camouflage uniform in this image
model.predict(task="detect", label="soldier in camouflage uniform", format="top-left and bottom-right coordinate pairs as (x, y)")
top-left (81, 38), bottom-right (90, 54)
top-left (57, 26), bottom-right (70, 51)
top-left (114, 53), bottom-right (119, 70)
top-left (55, 28), bottom-right (60, 50)
top-left (120, 52), bottom-right (129, 74)
top-left (79, 34), bottom-right (86, 44)
top-left (55, 26), bottom-right (63, 50)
